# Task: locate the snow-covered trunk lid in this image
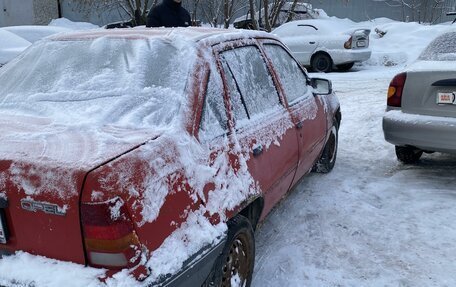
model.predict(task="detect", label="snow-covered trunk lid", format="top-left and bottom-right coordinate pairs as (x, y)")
top-left (0, 115), bottom-right (159, 264)
top-left (402, 69), bottom-right (456, 118)
top-left (0, 160), bottom-right (87, 264)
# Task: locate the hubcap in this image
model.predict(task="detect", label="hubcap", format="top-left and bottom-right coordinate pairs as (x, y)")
top-left (221, 234), bottom-right (251, 287)
top-left (316, 57), bottom-right (330, 71)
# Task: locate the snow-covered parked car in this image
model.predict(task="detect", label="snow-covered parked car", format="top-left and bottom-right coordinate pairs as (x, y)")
top-left (0, 28), bottom-right (340, 286)
top-left (273, 19), bottom-right (372, 72)
top-left (2, 25), bottom-right (72, 43)
top-left (383, 31), bottom-right (456, 163)
top-left (0, 29), bottom-right (31, 67)
top-left (233, 2), bottom-right (319, 30)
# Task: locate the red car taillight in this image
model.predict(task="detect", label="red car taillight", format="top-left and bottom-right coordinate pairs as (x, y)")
top-left (344, 36), bottom-right (352, 49)
top-left (81, 198), bottom-right (141, 269)
top-left (387, 72), bottom-right (407, 107)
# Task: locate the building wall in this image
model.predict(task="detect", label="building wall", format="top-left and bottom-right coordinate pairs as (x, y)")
top-left (33, 0), bottom-right (59, 25)
top-left (311, 0), bottom-right (456, 24)
top-left (0, 0), bottom-right (58, 27)
top-left (0, 0), bottom-right (34, 26)
top-left (59, 0), bottom-right (128, 26)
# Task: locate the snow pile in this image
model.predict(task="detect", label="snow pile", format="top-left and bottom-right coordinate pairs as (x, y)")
top-left (0, 252), bottom-right (105, 287)
top-left (48, 17), bottom-right (99, 30)
top-left (366, 19), bottom-right (454, 66)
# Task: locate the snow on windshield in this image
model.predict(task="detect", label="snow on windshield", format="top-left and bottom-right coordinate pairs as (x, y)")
top-left (0, 37), bottom-right (195, 129)
top-left (419, 32), bottom-right (456, 61)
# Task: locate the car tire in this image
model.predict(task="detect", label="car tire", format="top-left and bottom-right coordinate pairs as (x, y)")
top-left (311, 53), bottom-right (333, 73)
top-left (204, 214), bottom-right (255, 287)
top-left (336, 62), bottom-right (354, 72)
top-left (395, 146), bottom-right (423, 164)
top-left (312, 123), bottom-right (338, 173)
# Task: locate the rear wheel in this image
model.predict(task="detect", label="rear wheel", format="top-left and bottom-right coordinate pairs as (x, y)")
top-left (395, 146), bottom-right (423, 164)
top-left (205, 214), bottom-right (255, 287)
top-left (312, 123), bottom-right (338, 173)
top-left (336, 62), bottom-right (355, 72)
top-left (311, 53), bottom-right (333, 73)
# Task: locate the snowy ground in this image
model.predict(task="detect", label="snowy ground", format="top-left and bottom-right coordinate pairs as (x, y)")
top-left (252, 65), bottom-right (456, 287)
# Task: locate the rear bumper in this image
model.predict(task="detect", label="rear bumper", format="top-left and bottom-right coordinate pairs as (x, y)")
top-left (383, 110), bottom-right (456, 154)
top-left (153, 237), bottom-right (226, 287)
top-left (0, 237), bottom-right (226, 287)
top-left (331, 49), bottom-right (371, 65)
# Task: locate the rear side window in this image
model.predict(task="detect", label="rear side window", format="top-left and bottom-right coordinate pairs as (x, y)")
top-left (199, 71), bottom-right (228, 141)
top-left (263, 44), bottom-right (310, 104)
top-left (419, 32), bottom-right (456, 61)
top-left (221, 46), bottom-right (281, 118)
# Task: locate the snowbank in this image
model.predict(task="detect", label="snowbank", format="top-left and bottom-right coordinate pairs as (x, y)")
top-left (48, 17), bottom-right (99, 30)
top-left (366, 19), bottom-right (454, 66)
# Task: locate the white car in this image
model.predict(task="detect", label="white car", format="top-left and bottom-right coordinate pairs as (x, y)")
top-left (233, 2), bottom-right (319, 29)
top-left (273, 19), bottom-right (372, 72)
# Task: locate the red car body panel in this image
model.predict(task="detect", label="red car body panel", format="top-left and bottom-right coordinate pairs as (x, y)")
top-left (0, 116), bottom-right (159, 264)
top-left (0, 28), bottom-right (340, 284)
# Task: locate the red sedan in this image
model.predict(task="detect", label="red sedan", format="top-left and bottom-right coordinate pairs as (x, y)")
top-left (0, 28), bottom-right (340, 287)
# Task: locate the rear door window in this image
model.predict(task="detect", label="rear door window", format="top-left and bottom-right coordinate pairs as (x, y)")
top-left (221, 46), bottom-right (281, 119)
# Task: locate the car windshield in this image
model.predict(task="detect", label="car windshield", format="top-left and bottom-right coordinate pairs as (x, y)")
top-left (0, 37), bottom-right (194, 128)
top-left (418, 32), bottom-right (456, 61)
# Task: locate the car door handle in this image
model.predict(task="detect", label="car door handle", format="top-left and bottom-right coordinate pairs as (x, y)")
top-left (253, 145), bottom-right (263, 157)
top-left (309, 41), bottom-right (316, 44)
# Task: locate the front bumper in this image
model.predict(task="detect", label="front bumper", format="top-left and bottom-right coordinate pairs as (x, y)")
top-left (383, 110), bottom-right (456, 154)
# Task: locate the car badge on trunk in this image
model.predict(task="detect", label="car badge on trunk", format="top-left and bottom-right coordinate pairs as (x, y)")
top-left (20, 199), bottom-right (66, 216)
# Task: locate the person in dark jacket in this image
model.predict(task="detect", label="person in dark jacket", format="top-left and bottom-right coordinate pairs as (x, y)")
top-left (146, 0), bottom-right (191, 28)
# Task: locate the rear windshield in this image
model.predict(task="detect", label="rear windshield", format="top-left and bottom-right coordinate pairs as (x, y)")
top-left (0, 37), bottom-right (195, 128)
top-left (419, 32), bottom-right (456, 61)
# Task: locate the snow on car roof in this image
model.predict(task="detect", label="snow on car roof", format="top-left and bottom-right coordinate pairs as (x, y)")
top-left (49, 27), bottom-right (277, 45)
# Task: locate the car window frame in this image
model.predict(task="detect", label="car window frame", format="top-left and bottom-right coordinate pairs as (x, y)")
top-left (211, 39), bottom-right (289, 133)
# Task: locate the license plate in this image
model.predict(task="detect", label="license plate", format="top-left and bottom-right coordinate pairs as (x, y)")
top-left (437, 92), bottom-right (455, 104)
top-left (357, 41), bottom-right (366, 47)
top-left (0, 211), bottom-right (7, 244)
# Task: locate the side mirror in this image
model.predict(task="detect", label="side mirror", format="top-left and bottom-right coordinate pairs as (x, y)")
top-left (310, 78), bottom-right (333, 95)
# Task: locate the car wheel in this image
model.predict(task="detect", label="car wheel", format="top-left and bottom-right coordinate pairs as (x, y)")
top-left (395, 146), bottom-right (423, 164)
top-left (204, 214), bottom-right (255, 287)
top-left (311, 53), bottom-right (333, 73)
top-left (336, 62), bottom-right (354, 72)
top-left (312, 123), bottom-right (338, 173)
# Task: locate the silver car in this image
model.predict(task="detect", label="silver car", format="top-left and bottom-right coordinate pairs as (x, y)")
top-left (383, 31), bottom-right (456, 163)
